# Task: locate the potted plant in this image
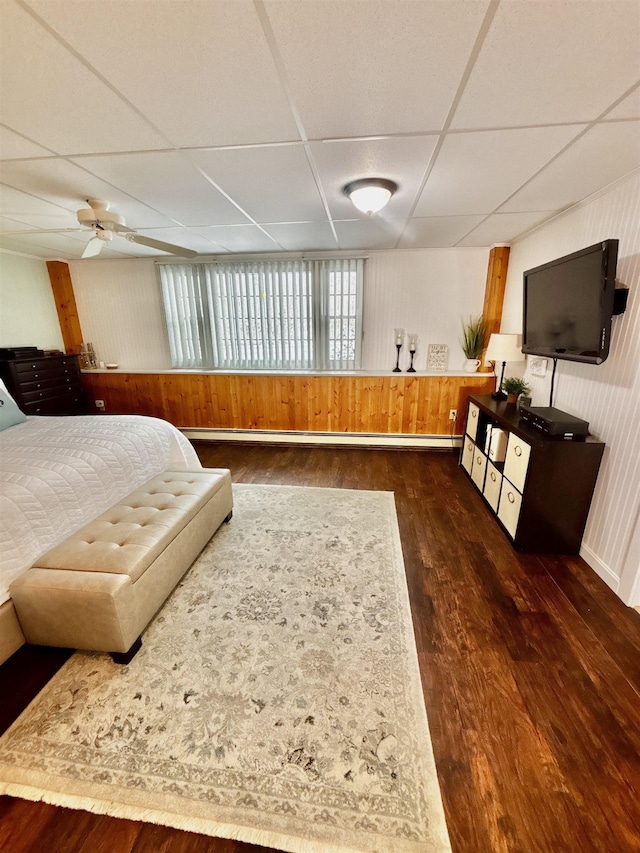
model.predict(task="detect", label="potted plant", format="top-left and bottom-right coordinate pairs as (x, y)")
top-left (460, 315), bottom-right (486, 373)
top-left (501, 376), bottom-right (531, 404)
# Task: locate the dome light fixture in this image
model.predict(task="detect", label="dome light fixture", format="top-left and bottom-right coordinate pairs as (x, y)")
top-left (343, 178), bottom-right (398, 215)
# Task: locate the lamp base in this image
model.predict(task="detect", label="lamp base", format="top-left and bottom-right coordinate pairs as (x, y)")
top-left (491, 391), bottom-right (507, 401)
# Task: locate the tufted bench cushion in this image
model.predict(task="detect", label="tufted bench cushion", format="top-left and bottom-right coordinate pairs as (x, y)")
top-left (11, 468), bottom-right (232, 658)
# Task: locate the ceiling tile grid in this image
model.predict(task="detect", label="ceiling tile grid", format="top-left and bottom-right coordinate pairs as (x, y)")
top-left (0, 0), bottom-right (638, 259)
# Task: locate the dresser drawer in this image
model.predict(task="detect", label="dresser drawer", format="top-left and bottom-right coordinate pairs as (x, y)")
top-left (19, 375), bottom-right (78, 395)
top-left (22, 392), bottom-right (85, 415)
top-left (21, 382), bottom-right (80, 404)
top-left (13, 356), bottom-right (76, 373)
top-left (14, 366), bottom-right (77, 383)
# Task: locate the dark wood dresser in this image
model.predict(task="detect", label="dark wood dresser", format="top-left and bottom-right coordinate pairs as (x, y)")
top-left (0, 354), bottom-right (87, 415)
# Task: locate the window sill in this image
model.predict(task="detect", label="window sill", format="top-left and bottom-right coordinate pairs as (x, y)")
top-left (82, 368), bottom-right (495, 378)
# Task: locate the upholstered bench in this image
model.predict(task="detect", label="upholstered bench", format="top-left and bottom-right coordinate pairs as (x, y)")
top-left (11, 468), bottom-right (232, 662)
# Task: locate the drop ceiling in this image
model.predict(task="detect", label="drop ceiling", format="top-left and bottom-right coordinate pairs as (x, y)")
top-left (0, 0), bottom-right (638, 260)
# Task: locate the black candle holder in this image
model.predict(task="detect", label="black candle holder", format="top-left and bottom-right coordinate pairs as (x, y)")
top-left (393, 343), bottom-right (402, 372)
top-left (407, 348), bottom-right (416, 372)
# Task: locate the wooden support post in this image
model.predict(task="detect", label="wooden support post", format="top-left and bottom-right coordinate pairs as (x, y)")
top-left (478, 245), bottom-right (510, 372)
top-left (46, 261), bottom-right (84, 355)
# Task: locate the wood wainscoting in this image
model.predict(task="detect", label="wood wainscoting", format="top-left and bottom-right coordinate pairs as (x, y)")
top-left (81, 372), bottom-right (495, 437)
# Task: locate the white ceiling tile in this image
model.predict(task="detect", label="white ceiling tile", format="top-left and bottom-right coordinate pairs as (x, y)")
top-left (26, 0), bottom-right (298, 148)
top-left (191, 146), bottom-right (326, 223)
top-left (398, 216), bottom-right (485, 249)
top-left (0, 158), bottom-right (179, 227)
top-left (0, 236), bottom-right (61, 257)
top-left (605, 87), bottom-right (640, 120)
top-left (414, 125), bottom-right (586, 217)
top-left (0, 183), bottom-right (74, 220)
top-left (501, 121), bottom-right (640, 213)
top-left (195, 225), bottom-right (281, 253)
top-left (261, 222), bottom-right (338, 251)
top-left (0, 1), bottom-right (168, 154)
top-left (0, 216), bottom-right (37, 231)
top-left (266, 0), bottom-right (489, 138)
top-left (71, 152), bottom-right (249, 227)
top-left (310, 136), bottom-right (438, 220)
top-left (452, 1), bottom-right (640, 129)
top-left (457, 212), bottom-right (555, 247)
top-left (0, 126), bottom-right (54, 159)
top-left (334, 219), bottom-right (406, 251)
top-left (0, 230), bottom-right (87, 258)
top-left (138, 228), bottom-right (226, 255)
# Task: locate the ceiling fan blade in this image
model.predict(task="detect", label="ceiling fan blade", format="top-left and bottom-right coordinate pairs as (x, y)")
top-left (125, 233), bottom-right (197, 258)
top-left (82, 236), bottom-right (104, 258)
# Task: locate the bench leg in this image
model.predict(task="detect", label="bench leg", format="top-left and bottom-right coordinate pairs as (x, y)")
top-left (224, 510), bottom-right (233, 523)
top-left (110, 636), bottom-right (142, 665)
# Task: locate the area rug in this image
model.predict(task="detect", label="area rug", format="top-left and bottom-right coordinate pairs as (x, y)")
top-left (0, 484), bottom-right (451, 853)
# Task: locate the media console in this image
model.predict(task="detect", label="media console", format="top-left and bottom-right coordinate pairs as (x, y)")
top-left (460, 395), bottom-right (604, 553)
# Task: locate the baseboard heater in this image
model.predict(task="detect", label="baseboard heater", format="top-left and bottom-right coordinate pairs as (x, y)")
top-left (181, 428), bottom-right (462, 450)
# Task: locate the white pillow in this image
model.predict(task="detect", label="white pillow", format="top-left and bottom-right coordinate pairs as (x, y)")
top-left (0, 378), bottom-right (27, 431)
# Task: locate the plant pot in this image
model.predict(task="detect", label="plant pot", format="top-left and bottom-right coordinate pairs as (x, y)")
top-left (506, 393), bottom-right (518, 404)
top-left (463, 358), bottom-right (481, 373)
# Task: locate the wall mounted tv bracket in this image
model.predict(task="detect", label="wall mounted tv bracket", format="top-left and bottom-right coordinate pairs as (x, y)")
top-left (613, 285), bottom-right (629, 315)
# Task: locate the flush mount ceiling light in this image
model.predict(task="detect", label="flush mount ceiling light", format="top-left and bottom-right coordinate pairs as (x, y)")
top-left (343, 178), bottom-right (398, 215)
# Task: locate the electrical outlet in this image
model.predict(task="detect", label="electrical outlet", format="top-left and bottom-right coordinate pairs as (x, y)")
top-left (95, 400), bottom-right (105, 409)
top-left (449, 409), bottom-right (457, 421)
top-left (529, 356), bottom-right (548, 377)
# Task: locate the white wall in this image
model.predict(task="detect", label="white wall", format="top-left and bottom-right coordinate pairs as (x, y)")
top-left (69, 248), bottom-right (489, 372)
top-left (502, 170), bottom-right (640, 606)
top-left (0, 252), bottom-right (64, 351)
top-left (69, 258), bottom-right (171, 370)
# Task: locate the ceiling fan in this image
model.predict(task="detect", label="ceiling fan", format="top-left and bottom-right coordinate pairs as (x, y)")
top-left (77, 199), bottom-right (197, 259)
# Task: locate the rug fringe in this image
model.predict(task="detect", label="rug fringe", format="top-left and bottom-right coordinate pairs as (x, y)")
top-left (0, 781), bottom-right (389, 853)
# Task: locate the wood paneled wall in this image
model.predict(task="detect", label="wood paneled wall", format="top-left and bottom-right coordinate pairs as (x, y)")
top-left (82, 372), bottom-right (494, 436)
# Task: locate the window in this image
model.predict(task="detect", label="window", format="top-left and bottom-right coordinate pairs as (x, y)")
top-left (158, 258), bottom-right (364, 371)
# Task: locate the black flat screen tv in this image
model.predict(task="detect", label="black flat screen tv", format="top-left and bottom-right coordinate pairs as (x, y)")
top-left (522, 240), bottom-right (618, 365)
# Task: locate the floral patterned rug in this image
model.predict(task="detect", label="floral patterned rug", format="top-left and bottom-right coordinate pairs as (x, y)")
top-left (0, 485), bottom-right (451, 853)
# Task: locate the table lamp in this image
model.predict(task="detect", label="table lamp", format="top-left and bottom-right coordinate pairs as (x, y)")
top-left (485, 333), bottom-right (524, 400)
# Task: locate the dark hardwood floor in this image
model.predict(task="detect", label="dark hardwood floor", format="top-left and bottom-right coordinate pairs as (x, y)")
top-left (2, 444), bottom-right (639, 853)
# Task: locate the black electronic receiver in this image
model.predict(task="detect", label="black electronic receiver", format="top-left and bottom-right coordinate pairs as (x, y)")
top-left (519, 405), bottom-right (590, 438)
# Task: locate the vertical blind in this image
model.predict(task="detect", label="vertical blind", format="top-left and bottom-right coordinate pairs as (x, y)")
top-left (158, 258), bottom-right (363, 371)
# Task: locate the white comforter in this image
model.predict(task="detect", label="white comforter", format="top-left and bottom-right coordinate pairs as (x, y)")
top-left (0, 415), bottom-right (201, 604)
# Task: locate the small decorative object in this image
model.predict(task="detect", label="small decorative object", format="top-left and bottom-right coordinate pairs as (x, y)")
top-left (78, 342), bottom-right (98, 369)
top-left (460, 315), bottom-right (486, 373)
top-left (427, 344), bottom-right (448, 371)
top-left (501, 376), bottom-right (531, 405)
top-left (393, 328), bottom-right (404, 372)
top-left (407, 333), bottom-right (417, 373)
top-left (105, 363), bottom-right (119, 370)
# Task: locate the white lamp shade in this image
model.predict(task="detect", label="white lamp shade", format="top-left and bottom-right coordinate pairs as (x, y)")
top-left (485, 333), bottom-right (523, 364)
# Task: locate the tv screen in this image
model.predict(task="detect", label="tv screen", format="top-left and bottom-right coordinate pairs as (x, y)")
top-left (522, 240), bottom-right (618, 364)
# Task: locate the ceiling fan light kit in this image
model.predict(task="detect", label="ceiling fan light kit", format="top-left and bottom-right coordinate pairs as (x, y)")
top-left (343, 178), bottom-right (398, 215)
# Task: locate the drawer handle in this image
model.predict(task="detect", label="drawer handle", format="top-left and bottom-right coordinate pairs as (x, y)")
top-left (471, 410), bottom-right (477, 418)
top-left (507, 491), bottom-right (515, 504)
top-left (476, 455), bottom-right (482, 464)
top-left (490, 472), bottom-right (496, 482)
top-left (514, 446), bottom-right (522, 457)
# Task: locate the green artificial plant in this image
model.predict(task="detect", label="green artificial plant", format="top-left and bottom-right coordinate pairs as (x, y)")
top-left (460, 315), bottom-right (486, 360)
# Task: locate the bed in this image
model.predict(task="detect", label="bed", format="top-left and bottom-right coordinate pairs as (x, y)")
top-left (0, 414), bottom-right (201, 662)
